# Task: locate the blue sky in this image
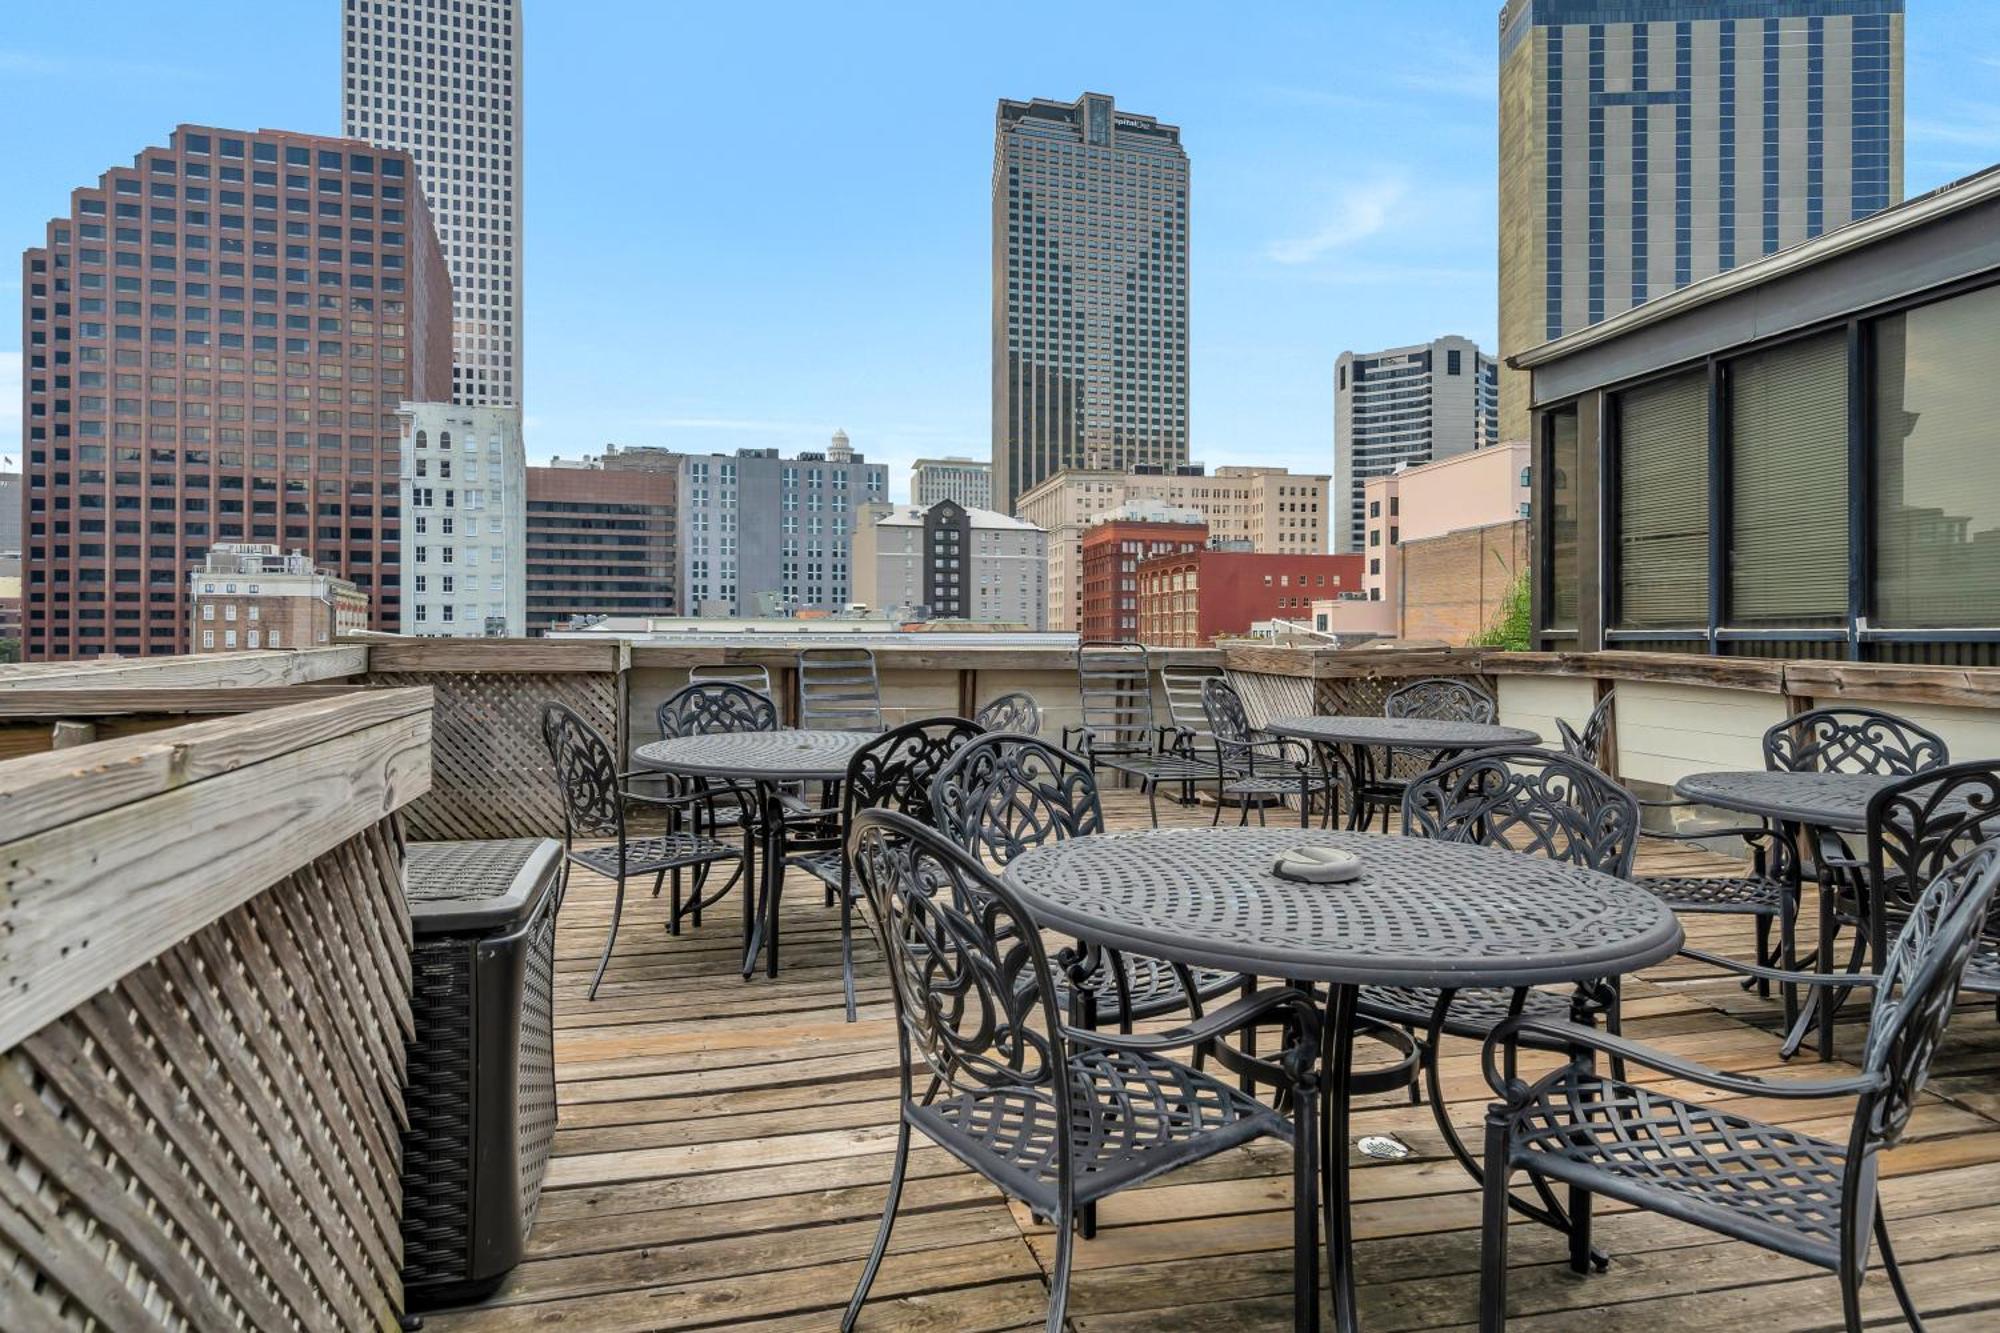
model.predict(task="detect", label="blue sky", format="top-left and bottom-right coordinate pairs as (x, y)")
top-left (4, 2), bottom-right (1999, 496)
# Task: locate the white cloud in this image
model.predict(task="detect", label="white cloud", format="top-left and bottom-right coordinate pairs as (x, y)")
top-left (1265, 179), bottom-right (1409, 265)
top-left (1395, 47), bottom-right (1496, 101)
top-left (0, 48), bottom-right (201, 81)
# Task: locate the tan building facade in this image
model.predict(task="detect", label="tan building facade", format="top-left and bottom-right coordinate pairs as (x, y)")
top-left (188, 545), bottom-right (368, 653)
top-left (852, 500), bottom-right (1047, 628)
top-left (1017, 464), bottom-right (1330, 631)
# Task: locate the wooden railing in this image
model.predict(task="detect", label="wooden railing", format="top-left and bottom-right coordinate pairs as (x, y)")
top-left (0, 689), bottom-right (432, 1330)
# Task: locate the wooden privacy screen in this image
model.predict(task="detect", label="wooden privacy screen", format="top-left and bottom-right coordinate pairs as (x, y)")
top-left (0, 690), bottom-right (432, 1330)
top-left (364, 639), bottom-right (621, 840)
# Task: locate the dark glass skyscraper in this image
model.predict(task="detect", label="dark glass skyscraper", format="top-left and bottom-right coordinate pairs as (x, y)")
top-left (991, 93), bottom-right (1190, 514)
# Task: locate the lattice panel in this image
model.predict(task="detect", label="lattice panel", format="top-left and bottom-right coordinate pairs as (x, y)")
top-left (368, 669), bottom-right (618, 839)
top-left (1318, 671), bottom-right (1501, 781)
top-left (0, 818), bottom-right (412, 1331)
top-left (1224, 668), bottom-right (1312, 730)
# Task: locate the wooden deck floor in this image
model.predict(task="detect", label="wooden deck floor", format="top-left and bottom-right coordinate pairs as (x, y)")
top-left (427, 792), bottom-right (2000, 1332)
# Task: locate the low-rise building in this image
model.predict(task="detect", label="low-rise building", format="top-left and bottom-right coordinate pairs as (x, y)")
top-left (188, 545), bottom-right (368, 653)
top-left (1137, 551), bottom-right (1365, 646)
top-left (399, 404), bottom-right (527, 637)
top-left (524, 465), bottom-right (677, 635)
top-left (1017, 464), bottom-right (1330, 632)
top-left (909, 457), bottom-right (994, 510)
top-left (1321, 442), bottom-right (1532, 643)
top-left (1078, 506), bottom-right (1208, 643)
top-left (851, 500), bottom-right (1047, 627)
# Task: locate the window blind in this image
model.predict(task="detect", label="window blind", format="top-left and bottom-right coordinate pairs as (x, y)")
top-left (1875, 284), bottom-right (2000, 628)
top-left (1548, 407), bottom-right (1581, 628)
top-left (1729, 331), bottom-right (1849, 625)
top-left (1617, 370), bottom-right (1709, 628)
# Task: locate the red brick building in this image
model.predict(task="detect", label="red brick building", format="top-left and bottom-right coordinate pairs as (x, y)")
top-left (19, 124), bottom-right (450, 659)
top-left (1137, 550), bottom-right (1365, 646)
top-left (1079, 513), bottom-right (1207, 642)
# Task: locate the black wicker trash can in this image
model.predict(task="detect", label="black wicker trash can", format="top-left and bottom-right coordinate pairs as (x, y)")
top-left (401, 838), bottom-right (562, 1309)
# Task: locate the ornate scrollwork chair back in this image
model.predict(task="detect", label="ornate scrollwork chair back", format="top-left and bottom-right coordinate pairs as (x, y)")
top-left (1385, 676), bottom-right (1498, 725)
top-left (1402, 746), bottom-right (1641, 878)
top-left (1861, 840), bottom-right (2000, 1150)
top-left (973, 691), bottom-right (1042, 736)
top-left (541, 701), bottom-right (625, 840)
top-left (1556, 691), bottom-right (1615, 769)
top-left (1765, 706), bottom-right (1949, 777)
top-left (1867, 762), bottom-right (2000, 946)
top-left (1200, 676), bottom-right (1257, 766)
top-left (850, 808), bottom-right (1065, 1099)
top-left (932, 733), bottom-right (1106, 868)
top-left (656, 680), bottom-right (778, 740)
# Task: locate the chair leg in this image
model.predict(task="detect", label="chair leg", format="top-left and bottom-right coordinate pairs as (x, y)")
top-left (1479, 1109), bottom-right (1512, 1333)
top-left (840, 892), bottom-right (859, 1023)
top-left (1751, 915), bottom-right (1773, 998)
top-left (1874, 1207), bottom-right (1925, 1330)
top-left (1291, 1064), bottom-right (1322, 1333)
top-left (665, 869), bottom-right (679, 936)
top-left (1080, 1201), bottom-right (1097, 1240)
top-left (587, 874), bottom-right (626, 1001)
top-left (1566, 1180), bottom-right (1593, 1275)
top-left (1045, 1203), bottom-right (1077, 1333)
top-left (841, 1119), bottom-right (911, 1333)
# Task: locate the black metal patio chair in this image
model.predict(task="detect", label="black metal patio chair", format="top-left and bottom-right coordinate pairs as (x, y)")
top-left (972, 690), bottom-right (1041, 735)
top-left (539, 702), bottom-right (746, 1000)
top-left (1555, 690), bottom-right (1614, 768)
top-left (931, 732), bottom-right (1245, 1032)
top-left (1201, 676), bottom-right (1332, 827)
top-left (1060, 641), bottom-right (1211, 827)
top-left (1359, 744), bottom-right (1641, 1256)
top-left (788, 716), bottom-right (986, 1021)
top-left (1860, 763), bottom-right (2000, 1015)
top-left (797, 646), bottom-right (885, 731)
top-left (1477, 836), bottom-right (2000, 1332)
top-left (649, 680), bottom-right (779, 937)
top-left (1349, 675), bottom-right (1502, 829)
top-left (840, 808), bottom-right (1323, 1333)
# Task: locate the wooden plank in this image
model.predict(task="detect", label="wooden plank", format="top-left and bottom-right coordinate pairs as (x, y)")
top-left (364, 637), bottom-right (623, 675)
top-left (0, 645), bottom-right (365, 691)
top-left (0, 705), bottom-right (431, 1051)
top-left (1784, 659), bottom-right (2000, 708)
top-left (0, 684), bottom-right (370, 719)
top-left (0, 686), bottom-right (432, 842)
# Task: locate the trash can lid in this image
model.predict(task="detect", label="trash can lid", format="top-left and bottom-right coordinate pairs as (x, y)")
top-left (406, 838), bottom-right (562, 934)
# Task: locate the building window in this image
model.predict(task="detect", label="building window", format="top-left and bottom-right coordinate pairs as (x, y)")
top-left (1616, 369), bottom-right (1709, 628)
top-left (1728, 330), bottom-right (1848, 626)
top-left (1874, 284), bottom-right (2000, 628)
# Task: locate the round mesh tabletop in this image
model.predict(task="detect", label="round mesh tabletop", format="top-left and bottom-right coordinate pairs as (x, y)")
top-left (1264, 715), bottom-right (1541, 749)
top-left (633, 728), bottom-right (879, 782)
top-left (1674, 769), bottom-right (1906, 833)
top-left (1002, 827), bottom-right (1681, 987)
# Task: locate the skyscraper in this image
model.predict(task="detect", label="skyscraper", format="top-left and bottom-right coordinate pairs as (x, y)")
top-left (19, 124), bottom-right (451, 659)
top-left (342, 0), bottom-right (523, 408)
top-left (992, 92), bottom-right (1189, 515)
top-left (1333, 336), bottom-right (1499, 553)
top-left (524, 463), bottom-right (677, 633)
top-left (1497, 0), bottom-right (1903, 439)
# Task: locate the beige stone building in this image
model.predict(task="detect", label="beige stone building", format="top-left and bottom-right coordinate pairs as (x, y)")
top-left (188, 545), bottom-right (369, 653)
top-left (1016, 465), bottom-right (1330, 631)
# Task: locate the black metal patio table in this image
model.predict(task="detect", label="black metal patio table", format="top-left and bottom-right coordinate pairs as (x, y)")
top-left (1263, 715), bottom-right (1543, 830)
top-left (1002, 825), bottom-right (1682, 1332)
top-left (634, 728), bottom-right (879, 978)
top-left (1674, 769), bottom-right (1910, 1059)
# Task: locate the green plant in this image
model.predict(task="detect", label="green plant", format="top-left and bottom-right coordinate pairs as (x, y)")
top-left (1471, 571), bottom-right (1531, 652)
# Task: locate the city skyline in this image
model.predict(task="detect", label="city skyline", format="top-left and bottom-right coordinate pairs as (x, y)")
top-left (4, 1), bottom-right (2000, 499)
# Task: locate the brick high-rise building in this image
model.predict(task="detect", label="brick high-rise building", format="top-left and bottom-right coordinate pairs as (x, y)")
top-left (1017, 463), bottom-right (1330, 632)
top-left (1078, 506), bottom-right (1207, 644)
top-left (1497, 0), bottom-right (1904, 438)
top-left (19, 124), bottom-right (450, 659)
top-left (343, 0), bottom-right (523, 408)
top-left (993, 93), bottom-right (1190, 514)
top-left (1137, 550), bottom-right (1365, 646)
top-left (524, 464), bottom-right (676, 633)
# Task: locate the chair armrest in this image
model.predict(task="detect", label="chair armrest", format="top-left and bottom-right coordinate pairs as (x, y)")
top-left (1482, 1015), bottom-right (1883, 1101)
top-left (1064, 986), bottom-right (1322, 1070)
top-left (1676, 945), bottom-right (1887, 991)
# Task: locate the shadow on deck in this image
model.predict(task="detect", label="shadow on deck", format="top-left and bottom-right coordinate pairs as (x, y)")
top-left (428, 790), bottom-right (2000, 1332)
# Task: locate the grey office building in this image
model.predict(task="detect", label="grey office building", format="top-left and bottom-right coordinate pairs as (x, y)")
top-left (1333, 336), bottom-right (1500, 553)
top-left (1497, 0), bottom-right (1904, 439)
top-left (992, 92), bottom-right (1190, 514)
top-left (677, 432), bottom-right (888, 616)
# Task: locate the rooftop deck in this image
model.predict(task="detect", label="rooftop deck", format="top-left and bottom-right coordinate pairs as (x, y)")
top-left (426, 789), bottom-right (2000, 1333)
